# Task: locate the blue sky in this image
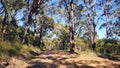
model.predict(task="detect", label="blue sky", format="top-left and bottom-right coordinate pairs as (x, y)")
top-left (96, 20), bottom-right (106, 39)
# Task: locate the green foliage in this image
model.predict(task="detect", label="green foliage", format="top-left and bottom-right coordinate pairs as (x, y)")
top-left (52, 38), bottom-right (61, 50)
top-left (96, 39), bottom-right (120, 60)
top-left (75, 38), bottom-right (91, 52)
top-left (97, 39), bottom-right (105, 46)
top-left (43, 39), bottom-right (55, 50)
top-left (0, 41), bottom-right (31, 59)
top-left (54, 23), bottom-right (70, 50)
top-left (38, 15), bottom-right (55, 34)
top-left (5, 0), bottom-right (26, 12)
top-left (75, 38), bottom-right (85, 46)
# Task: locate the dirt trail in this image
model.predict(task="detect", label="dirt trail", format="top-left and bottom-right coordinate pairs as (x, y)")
top-left (1, 50), bottom-right (120, 68)
top-left (26, 50), bottom-right (120, 68)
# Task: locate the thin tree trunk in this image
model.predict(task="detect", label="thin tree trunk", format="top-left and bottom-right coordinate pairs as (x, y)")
top-left (33, 14), bottom-right (37, 45)
top-left (106, 12), bottom-right (109, 39)
top-left (22, 25), bottom-right (30, 44)
top-left (91, 4), bottom-right (97, 51)
top-left (92, 24), bottom-right (97, 51)
top-left (22, 11), bottom-right (31, 44)
top-left (22, 1), bottom-right (31, 44)
top-left (39, 27), bottom-right (43, 47)
top-left (70, 0), bottom-right (75, 53)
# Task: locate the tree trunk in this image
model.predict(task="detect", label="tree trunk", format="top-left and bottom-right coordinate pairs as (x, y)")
top-left (70, 0), bottom-right (75, 53)
top-left (39, 27), bottom-right (43, 47)
top-left (22, 9), bottom-right (31, 44)
top-left (22, 26), bottom-right (30, 44)
top-left (33, 14), bottom-right (37, 45)
top-left (91, 5), bottom-right (97, 51)
top-left (92, 25), bottom-right (97, 51)
top-left (106, 12), bottom-right (109, 39)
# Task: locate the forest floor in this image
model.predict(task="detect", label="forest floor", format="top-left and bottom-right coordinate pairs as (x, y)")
top-left (1, 50), bottom-right (120, 68)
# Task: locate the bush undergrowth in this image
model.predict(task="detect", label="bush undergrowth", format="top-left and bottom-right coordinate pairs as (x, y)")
top-left (0, 41), bottom-right (39, 60)
top-left (96, 39), bottom-right (120, 60)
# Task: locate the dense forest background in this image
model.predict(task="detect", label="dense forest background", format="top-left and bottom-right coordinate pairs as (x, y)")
top-left (0, 0), bottom-right (120, 61)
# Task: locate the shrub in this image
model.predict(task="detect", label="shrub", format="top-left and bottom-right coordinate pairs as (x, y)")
top-left (96, 39), bottom-right (120, 60)
top-left (0, 41), bottom-right (31, 59)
